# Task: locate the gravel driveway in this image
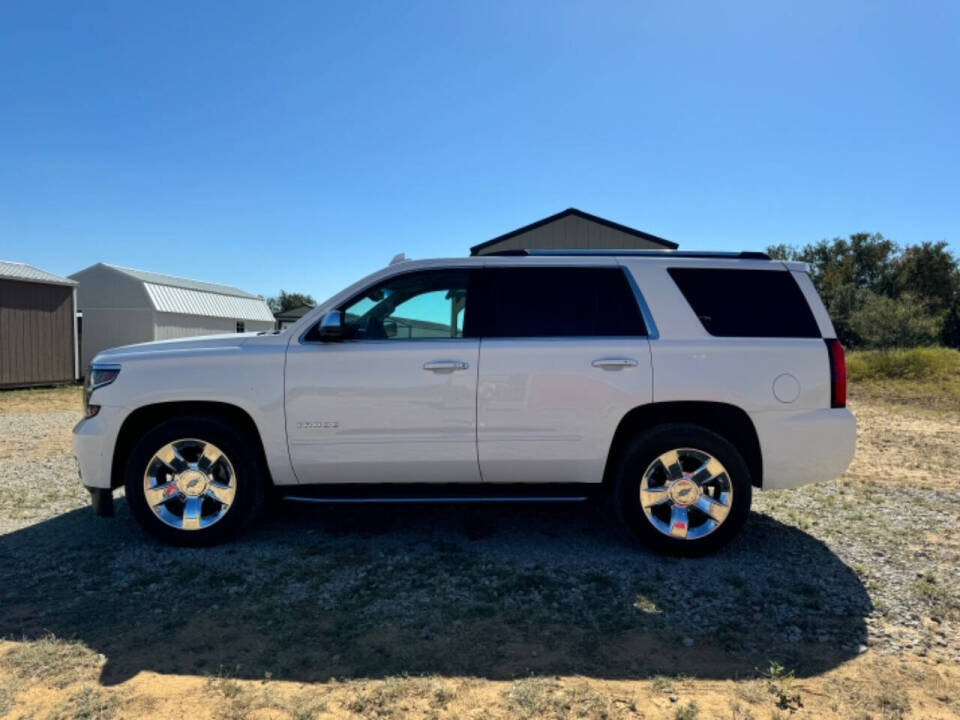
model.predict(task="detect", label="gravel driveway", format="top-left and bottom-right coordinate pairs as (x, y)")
top-left (0, 388), bottom-right (958, 719)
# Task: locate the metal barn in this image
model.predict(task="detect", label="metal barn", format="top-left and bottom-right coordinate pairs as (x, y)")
top-left (0, 261), bottom-right (78, 388)
top-left (69, 264), bottom-right (275, 371)
top-left (274, 303), bottom-right (315, 330)
top-left (470, 208), bottom-right (677, 255)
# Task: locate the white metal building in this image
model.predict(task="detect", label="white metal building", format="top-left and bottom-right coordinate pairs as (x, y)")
top-left (70, 263), bottom-right (275, 371)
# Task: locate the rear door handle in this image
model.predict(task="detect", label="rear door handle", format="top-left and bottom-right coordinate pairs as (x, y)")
top-left (591, 357), bottom-right (638, 369)
top-left (423, 360), bottom-right (470, 372)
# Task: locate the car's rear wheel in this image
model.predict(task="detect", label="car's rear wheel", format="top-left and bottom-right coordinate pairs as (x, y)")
top-left (124, 415), bottom-right (265, 546)
top-left (612, 423), bottom-right (751, 556)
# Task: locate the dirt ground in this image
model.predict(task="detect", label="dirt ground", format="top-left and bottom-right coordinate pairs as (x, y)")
top-left (0, 383), bottom-right (958, 720)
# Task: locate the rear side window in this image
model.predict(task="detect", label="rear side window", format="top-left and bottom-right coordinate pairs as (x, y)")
top-left (668, 268), bottom-right (820, 338)
top-left (478, 267), bottom-right (646, 338)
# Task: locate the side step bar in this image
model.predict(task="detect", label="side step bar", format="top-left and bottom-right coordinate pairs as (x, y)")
top-left (283, 495), bottom-right (591, 504)
top-left (280, 482), bottom-right (599, 505)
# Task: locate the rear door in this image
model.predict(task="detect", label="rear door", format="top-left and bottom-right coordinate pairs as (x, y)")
top-left (475, 265), bottom-right (653, 484)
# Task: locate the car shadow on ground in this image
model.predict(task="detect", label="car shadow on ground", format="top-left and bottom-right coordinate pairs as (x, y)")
top-left (0, 499), bottom-right (870, 686)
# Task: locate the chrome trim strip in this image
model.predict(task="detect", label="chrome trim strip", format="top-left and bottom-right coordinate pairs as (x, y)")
top-left (282, 495), bottom-right (590, 504)
top-left (620, 267), bottom-right (659, 340)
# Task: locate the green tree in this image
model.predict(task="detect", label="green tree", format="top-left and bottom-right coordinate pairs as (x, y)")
top-left (941, 294), bottom-right (960, 348)
top-left (767, 233), bottom-right (958, 349)
top-left (795, 233), bottom-right (898, 298)
top-left (892, 241), bottom-right (958, 314)
top-left (848, 292), bottom-right (941, 348)
top-left (265, 290), bottom-right (316, 315)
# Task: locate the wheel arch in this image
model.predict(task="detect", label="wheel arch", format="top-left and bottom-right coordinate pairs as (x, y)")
top-left (603, 401), bottom-right (763, 488)
top-left (110, 401), bottom-right (273, 490)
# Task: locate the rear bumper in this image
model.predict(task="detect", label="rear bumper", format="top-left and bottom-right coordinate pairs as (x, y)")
top-left (750, 407), bottom-right (856, 490)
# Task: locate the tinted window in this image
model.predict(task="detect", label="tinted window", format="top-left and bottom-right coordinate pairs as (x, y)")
top-left (307, 269), bottom-right (472, 341)
top-left (477, 267), bottom-right (646, 338)
top-left (668, 268), bottom-right (820, 338)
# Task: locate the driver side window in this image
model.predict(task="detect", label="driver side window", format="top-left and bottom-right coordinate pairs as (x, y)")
top-left (340, 270), bottom-right (470, 341)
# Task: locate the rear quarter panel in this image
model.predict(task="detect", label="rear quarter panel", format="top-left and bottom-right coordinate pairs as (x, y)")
top-left (624, 259), bottom-right (831, 411)
top-left (623, 258), bottom-right (854, 489)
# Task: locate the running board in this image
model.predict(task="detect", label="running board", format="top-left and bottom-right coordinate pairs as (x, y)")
top-left (283, 495), bottom-right (590, 504)
top-left (280, 482), bottom-right (598, 505)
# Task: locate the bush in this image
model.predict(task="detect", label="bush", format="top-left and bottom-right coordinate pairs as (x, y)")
top-left (941, 295), bottom-right (960, 348)
top-left (847, 293), bottom-right (941, 349)
top-left (846, 346), bottom-right (960, 381)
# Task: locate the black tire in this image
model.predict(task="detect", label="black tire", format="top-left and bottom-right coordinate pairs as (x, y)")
top-left (124, 414), bottom-right (266, 546)
top-left (611, 423), bottom-right (751, 556)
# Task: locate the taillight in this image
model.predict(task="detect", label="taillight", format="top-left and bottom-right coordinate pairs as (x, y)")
top-left (825, 339), bottom-right (846, 408)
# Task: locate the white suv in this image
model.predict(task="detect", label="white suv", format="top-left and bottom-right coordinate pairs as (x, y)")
top-left (73, 250), bottom-right (856, 555)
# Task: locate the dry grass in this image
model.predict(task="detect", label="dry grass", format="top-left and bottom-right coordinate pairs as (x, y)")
top-left (0, 385), bottom-right (80, 414)
top-left (0, 647), bottom-right (957, 719)
top-left (847, 346), bottom-right (960, 412)
top-left (1, 635), bottom-right (103, 688)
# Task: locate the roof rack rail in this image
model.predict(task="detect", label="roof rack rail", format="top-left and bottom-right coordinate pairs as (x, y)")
top-left (482, 249), bottom-right (772, 260)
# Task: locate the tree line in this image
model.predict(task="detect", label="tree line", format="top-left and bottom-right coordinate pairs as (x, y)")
top-left (264, 290), bottom-right (316, 315)
top-left (768, 234), bottom-right (960, 349)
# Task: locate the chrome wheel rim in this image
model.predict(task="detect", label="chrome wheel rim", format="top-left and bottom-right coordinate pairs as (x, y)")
top-left (640, 448), bottom-right (733, 540)
top-left (143, 438), bottom-right (236, 531)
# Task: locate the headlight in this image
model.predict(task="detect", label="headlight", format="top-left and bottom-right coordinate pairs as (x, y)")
top-left (83, 363), bottom-right (121, 417)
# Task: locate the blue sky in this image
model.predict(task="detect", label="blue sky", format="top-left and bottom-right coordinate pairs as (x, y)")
top-left (1, 1), bottom-right (958, 301)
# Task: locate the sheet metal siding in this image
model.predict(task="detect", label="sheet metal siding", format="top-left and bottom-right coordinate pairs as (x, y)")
top-left (0, 279), bottom-right (75, 387)
top-left (78, 308), bottom-right (155, 371)
top-left (154, 314), bottom-right (274, 340)
top-left (475, 214), bottom-right (670, 255)
top-left (143, 284), bottom-right (274, 321)
top-left (71, 264), bottom-right (152, 309)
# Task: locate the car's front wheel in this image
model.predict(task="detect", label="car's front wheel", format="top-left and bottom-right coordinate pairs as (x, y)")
top-left (612, 423), bottom-right (752, 556)
top-left (124, 415), bottom-right (265, 546)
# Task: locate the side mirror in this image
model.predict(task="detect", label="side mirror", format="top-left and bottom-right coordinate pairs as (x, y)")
top-left (383, 319), bottom-right (398, 338)
top-left (318, 310), bottom-right (343, 342)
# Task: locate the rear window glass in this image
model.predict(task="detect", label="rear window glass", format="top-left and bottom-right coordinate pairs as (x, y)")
top-left (667, 268), bottom-right (820, 338)
top-left (479, 267), bottom-right (646, 338)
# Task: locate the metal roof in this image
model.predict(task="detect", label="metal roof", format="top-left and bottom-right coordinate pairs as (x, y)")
top-left (470, 208), bottom-right (677, 255)
top-left (274, 303), bottom-right (315, 320)
top-left (105, 264), bottom-right (259, 298)
top-left (143, 283), bottom-right (275, 322)
top-left (0, 260), bottom-right (77, 286)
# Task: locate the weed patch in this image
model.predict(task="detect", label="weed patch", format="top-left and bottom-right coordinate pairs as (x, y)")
top-left (1, 635), bottom-right (102, 688)
top-left (49, 685), bottom-right (119, 720)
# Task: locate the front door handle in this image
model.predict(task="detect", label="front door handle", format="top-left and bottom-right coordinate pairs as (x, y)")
top-left (423, 360), bottom-right (470, 372)
top-left (591, 357), bottom-right (638, 369)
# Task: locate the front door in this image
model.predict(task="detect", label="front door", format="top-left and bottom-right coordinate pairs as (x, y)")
top-left (284, 268), bottom-right (481, 484)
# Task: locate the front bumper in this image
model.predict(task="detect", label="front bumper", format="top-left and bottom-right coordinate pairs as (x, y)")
top-left (86, 486), bottom-right (115, 517)
top-left (73, 404), bottom-right (128, 493)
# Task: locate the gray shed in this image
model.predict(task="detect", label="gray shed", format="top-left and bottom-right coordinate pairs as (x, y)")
top-left (70, 264), bottom-right (275, 371)
top-left (0, 260), bottom-right (78, 388)
top-left (470, 208), bottom-right (677, 255)
top-left (274, 303), bottom-right (315, 330)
